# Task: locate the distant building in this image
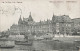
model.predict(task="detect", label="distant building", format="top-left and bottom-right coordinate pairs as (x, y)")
top-left (72, 18), bottom-right (80, 33)
top-left (9, 12), bottom-right (73, 35)
top-left (52, 14), bottom-right (72, 35)
top-left (10, 12), bottom-right (52, 34)
top-left (10, 24), bottom-right (19, 33)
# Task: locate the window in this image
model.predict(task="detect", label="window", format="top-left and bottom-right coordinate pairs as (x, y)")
top-left (68, 24), bottom-right (71, 27)
top-left (66, 24), bottom-right (67, 26)
top-left (56, 23), bottom-right (59, 26)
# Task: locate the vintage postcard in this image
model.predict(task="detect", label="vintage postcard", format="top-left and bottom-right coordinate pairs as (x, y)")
top-left (0, 0), bottom-right (80, 51)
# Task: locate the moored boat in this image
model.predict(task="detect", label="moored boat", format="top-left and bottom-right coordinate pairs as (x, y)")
top-left (0, 45), bottom-right (14, 48)
top-left (0, 38), bottom-right (15, 48)
top-left (15, 40), bottom-right (32, 46)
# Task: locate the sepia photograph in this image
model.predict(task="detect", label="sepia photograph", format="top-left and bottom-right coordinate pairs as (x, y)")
top-left (0, 0), bottom-right (80, 51)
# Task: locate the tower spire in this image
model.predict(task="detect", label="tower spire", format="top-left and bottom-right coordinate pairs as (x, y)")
top-left (52, 13), bottom-right (55, 22)
top-left (28, 12), bottom-right (33, 21)
top-left (30, 12), bottom-right (31, 15)
top-left (53, 13), bottom-right (55, 17)
top-left (18, 15), bottom-right (23, 25)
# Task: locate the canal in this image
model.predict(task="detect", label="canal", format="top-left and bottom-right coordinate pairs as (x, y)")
top-left (0, 40), bottom-right (79, 51)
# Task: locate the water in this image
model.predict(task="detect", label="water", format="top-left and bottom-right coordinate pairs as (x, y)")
top-left (0, 40), bottom-right (79, 51)
top-left (0, 45), bottom-right (34, 51)
top-left (0, 49), bottom-right (28, 51)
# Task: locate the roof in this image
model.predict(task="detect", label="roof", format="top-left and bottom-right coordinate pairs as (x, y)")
top-left (52, 15), bottom-right (72, 23)
top-left (10, 24), bottom-right (18, 28)
top-left (23, 17), bottom-right (29, 22)
top-left (72, 18), bottom-right (80, 24)
top-left (0, 38), bottom-right (14, 41)
top-left (33, 20), bottom-right (52, 25)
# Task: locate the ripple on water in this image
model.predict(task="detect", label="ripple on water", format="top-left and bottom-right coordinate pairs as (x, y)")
top-left (0, 49), bottom-right (29, 51)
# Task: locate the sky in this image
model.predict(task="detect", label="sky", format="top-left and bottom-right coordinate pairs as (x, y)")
top-left (0, 0), bottom-right (80, 31)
